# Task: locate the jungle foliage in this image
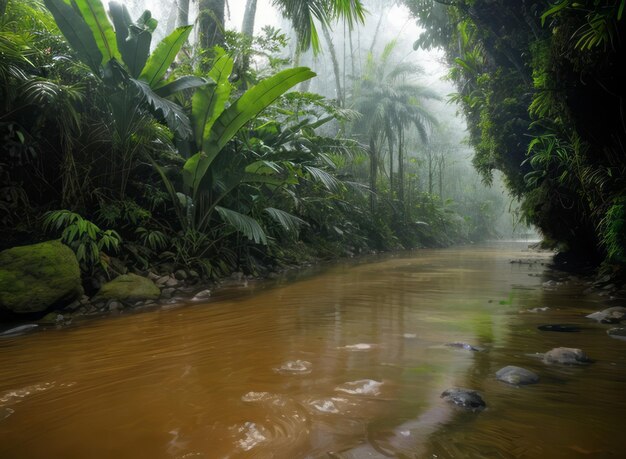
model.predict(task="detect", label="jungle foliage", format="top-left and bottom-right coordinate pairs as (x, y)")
top-left (404, 0), bottom-right (626, 264)
top-left (1, 0), bottom-right (508, 289)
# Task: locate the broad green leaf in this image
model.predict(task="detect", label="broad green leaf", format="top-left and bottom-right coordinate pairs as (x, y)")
top-left (205, 67), bottom-right (315, 164)
top-left (192, 53), bottom-right (233, 150)
top-left (215, 206), bottom-right (267, 245)
top-left (182, 152), bottom-right (206, 196)
top-left (154, 76), bottom-right (212, 98)
top-left (140, 25), bottom-right (192, 87)
top-left (109, 1), bottom-right (151, 77)
top-left (73, 0), bottom-right (121, 64)
top-left (43, 0), bottom-right (102, 73)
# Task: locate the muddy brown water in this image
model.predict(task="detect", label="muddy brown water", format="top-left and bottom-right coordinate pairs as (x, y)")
top-left (1, 242), bottom-right (625, 458)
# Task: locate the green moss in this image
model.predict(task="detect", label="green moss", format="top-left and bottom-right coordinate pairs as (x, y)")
top-left (96, 273), bottom-right (160, 301)
top-left (0, 240), bottom-right (83, 314)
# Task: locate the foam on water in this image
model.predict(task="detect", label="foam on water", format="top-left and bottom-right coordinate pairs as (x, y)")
top-left (335, 379), bottom-right (383, 396)
top-left (233, 422), bottom-right (267, 451)
top-left (341, 343), bottom-right (375, 350)
top-left (274, 360), bottom-right (312, 374)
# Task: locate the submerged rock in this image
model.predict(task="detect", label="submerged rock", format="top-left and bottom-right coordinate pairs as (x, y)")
top-left (0, 240), bottom-right (82, 314)
top-left (95, 273), bottom-right (160, 301)
top-left (537, 324), bottom-right (582, 332)
top-left (607, 327), bottom-right (626, 341)
top-left (440, 388), bottom-right (486, 412)
top-left (586, 307), bottom-right (626, 324)
top-left (543, 347), bottom-right (590, 365)
top-left (0, 324), bottom-right (39, 337)
top-left (496, 366), bottom-right (539, 385)
top-left (445, 342), bottom-right (481, 352)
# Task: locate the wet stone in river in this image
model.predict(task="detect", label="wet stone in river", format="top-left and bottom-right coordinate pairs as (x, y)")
top-left (445, 342), bottom-right (481, 351)
top-left (537, 324), bottom-right (582, 332)
top-left (586, 306), bottom-right (626, 324)
top-left (440, 388), bottom-right (486, 412)
top-left (496, 366), bottom-right (539, 385)
top-left (607, 327), bottom-right (626, 341)
top-left (543, 347), bottom-right (590, 365)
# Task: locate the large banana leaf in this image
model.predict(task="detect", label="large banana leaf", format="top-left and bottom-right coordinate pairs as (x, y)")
top-left (183, 67), bottom-right (315, 197)
top-left (205, 67), bottom-right (315, 158)
top-left (43, 0), bottom-right (102, 73)
top-left (154, 76), bottom-right (211, 98)
top-left (139, 25), bottom-right (192, 87)
top-left (108, 2), bottom-right (152, 78)
top-left (72, 0), bottom-right (121, 65)
top-left (192, 53), bottom-right (233, 150)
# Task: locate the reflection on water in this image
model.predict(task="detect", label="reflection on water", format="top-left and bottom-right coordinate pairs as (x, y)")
top-left (1, 242), bottom-right (625, 458)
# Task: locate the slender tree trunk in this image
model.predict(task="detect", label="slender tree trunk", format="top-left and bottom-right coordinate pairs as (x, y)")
top-left (237, 0), bottom-right (258, 78)
top-left (387, 133), bottom-right (394, 196)
top-left (428, 147), bottom-right (433, 195)
top-left (398, 127), bottom-right (405, 205)
top-left (177, 0), bottom-right (190, 27)
top-left (241, 0), bottom-right (258, 36)
top-left (369, 136), bottom-right (378, 211)
top-left (321, 24), bottom-right (343, 106)
top-left (0, 0), bottom-right (7, 17)
top-left (198, 0), bottom-right (225, 51)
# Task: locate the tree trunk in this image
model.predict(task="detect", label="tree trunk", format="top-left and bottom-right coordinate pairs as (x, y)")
top-left (398, 127), bottom-right (405, 205)
top-left (387, 132), bottom-right (394, 196)
top-left (177, 0), bottom-right (190, 27)
top-left (321, 24), bottom-right (343, 106)
top-left (369, 136), bottom-right (378, 211)
top-left (242, 0), bottom-right (258, 37)
top-left (0, 0), bottom-right (7, 17)
top-left (198, 0), bottom-right (225, 51)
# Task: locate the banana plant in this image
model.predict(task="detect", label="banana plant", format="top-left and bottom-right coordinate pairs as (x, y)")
top-left (43, 0), bottom-right (206, 138)
top-left (180, 52), bottom-right (315, 214)
top-left (147, 53), bottom-right (314, 243)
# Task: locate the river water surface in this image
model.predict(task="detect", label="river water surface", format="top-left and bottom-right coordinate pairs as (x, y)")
top-left (1, 242), bottom-right (625, 458)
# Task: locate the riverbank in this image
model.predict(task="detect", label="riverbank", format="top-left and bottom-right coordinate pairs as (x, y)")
top-left (3, 240), bottom-right (624, 338)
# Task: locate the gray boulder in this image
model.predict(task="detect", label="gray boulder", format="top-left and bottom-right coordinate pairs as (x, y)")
top-left (586, 306), bottom-right (626, 324)
top-left (441, 388), bottom-right (486, 412)
top-left (543, 347), bottom-right (589, 365)
top-left (96, 273), bottom-right (160, 301)
top-left (496, 366), bottom-right (539, 385)
top-left (0, 240), bottom-right (82, 314)
top-left (607, 327), bottom-right (626, 341)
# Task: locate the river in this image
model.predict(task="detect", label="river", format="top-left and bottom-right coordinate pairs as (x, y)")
top-left (1, 242), bottom-right (625, 458)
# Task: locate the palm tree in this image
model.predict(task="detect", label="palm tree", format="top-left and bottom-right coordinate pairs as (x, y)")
top-left (353, 40), bottom-right (439, 207)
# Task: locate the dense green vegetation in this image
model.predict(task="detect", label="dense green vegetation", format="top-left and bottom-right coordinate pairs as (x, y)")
top-left (403, 0), bottom-right (626, 266)
top-left (0, 0), bottom-right (518, 293)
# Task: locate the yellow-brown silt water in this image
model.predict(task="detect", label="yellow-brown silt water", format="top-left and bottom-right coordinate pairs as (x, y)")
top-left (1, 242), bottom-right (625, 458)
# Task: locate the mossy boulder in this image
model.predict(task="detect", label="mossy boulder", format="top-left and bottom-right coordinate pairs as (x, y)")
top-left (0, 240), bottom-right (83, 314)
top-left (96, 274), bottom-right (160, 301)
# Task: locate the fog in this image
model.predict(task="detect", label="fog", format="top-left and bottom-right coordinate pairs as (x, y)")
top-left (114, 0), bottom-right (529, 237)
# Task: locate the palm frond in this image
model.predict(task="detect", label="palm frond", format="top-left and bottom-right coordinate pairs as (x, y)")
top-left (215, 206), bottom-right (268, 245)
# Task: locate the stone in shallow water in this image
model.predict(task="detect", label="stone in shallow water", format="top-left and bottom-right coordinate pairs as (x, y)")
top-left (445, 342), bottom-right (481, 351)
top-left (440, 388), bottom-right (486, 412)
top-left (543, 347), bottom-right (589, 365)
top-left (496, 366), bottom-right (539, 385)
top-left (607, 327), bottom-right (626, 341)
top-left (586, 307), bottom-right (626, 324)
top-left (537, 324), bottom-right (581, 332)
